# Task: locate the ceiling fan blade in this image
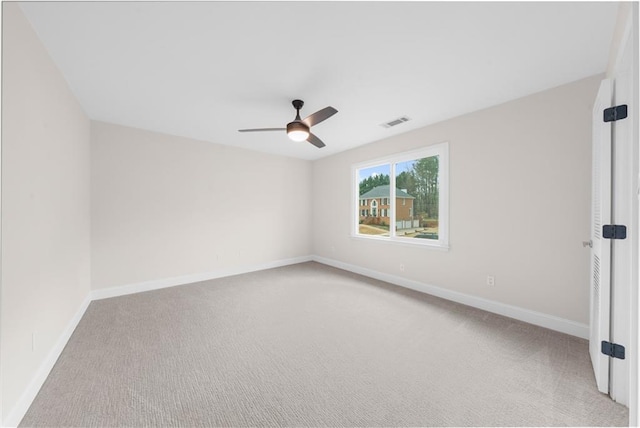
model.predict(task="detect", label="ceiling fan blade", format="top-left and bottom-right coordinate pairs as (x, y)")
top-left (238, 128), bottom-right (286, 133)
top-left (302, 107), bottom-right (338, 127)
top-left (307, 133), bottom-right (326, 148)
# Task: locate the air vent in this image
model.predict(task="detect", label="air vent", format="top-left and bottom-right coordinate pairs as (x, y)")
top-left (380, 116), bottom-right (411, 128)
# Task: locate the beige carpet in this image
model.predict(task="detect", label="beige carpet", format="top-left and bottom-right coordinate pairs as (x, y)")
top-left (20, 262), bottom-right (628, 427)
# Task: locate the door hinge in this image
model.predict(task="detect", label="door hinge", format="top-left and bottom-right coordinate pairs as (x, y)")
top-left (603, 104), bottom-right (628, 122)
top-left (602, 341), bottom-right (626, 359)
top-left (602, 224), bottom-right (627, 239)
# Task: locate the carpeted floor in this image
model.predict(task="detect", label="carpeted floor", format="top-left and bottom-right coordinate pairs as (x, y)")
top-left (20, 262), bottom-right (628, 427)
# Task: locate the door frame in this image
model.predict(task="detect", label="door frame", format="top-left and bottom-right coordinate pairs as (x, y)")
top-left (605, 3), bottom-right (638, 424)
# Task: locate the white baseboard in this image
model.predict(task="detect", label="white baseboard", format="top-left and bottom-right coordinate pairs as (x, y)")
top-left (91, 255), bottom-right (313, 300)
top-left (311, 255), bottom-right (589, 339)
top-left (3, 295), bottom-right (92, 428)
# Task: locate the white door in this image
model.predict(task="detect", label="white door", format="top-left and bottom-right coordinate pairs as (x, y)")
top-left (590, 78), bottom-right (613, 394)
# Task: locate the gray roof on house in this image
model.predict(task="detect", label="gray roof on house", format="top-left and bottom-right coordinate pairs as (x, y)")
top-left (359, 185), bottom-right (414, 199)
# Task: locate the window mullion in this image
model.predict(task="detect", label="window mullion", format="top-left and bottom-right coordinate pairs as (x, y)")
top-left (390, 162), bottom-right (396, 238)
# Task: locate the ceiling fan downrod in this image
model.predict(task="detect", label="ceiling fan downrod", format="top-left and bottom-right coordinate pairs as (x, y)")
top-left (292, 99), bottom-right (304, 121)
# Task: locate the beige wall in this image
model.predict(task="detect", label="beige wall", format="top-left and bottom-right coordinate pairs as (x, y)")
top-left (90, 121), bottom-right (312, 290)
top-left (1, 3), bottom-right (91, 423)
top-left (312, 75), bottom-right (601, 325)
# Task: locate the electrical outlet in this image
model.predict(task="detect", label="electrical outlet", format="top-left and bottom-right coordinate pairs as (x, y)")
top-left (400, 264), bottom-right (405, 272)
top-left (487, 276), bottom-right (495, 286)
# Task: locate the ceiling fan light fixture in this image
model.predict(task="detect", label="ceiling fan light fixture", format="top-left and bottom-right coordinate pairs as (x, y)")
top-left (287, 121), bottom-right (309, 142)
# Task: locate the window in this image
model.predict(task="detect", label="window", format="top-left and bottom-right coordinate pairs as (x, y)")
top-left (353, 143), bottom-right (448, 248)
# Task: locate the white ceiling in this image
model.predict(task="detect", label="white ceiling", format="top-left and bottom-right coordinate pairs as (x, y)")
top-left (19, 1), bottom-right (618, 161)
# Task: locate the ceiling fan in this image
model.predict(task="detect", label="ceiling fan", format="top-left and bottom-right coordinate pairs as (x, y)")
top-left (238, 100), bottom-right (338, 148)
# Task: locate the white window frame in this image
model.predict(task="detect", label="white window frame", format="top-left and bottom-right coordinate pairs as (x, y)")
top-left (351, 142), bottom-right (449, 250)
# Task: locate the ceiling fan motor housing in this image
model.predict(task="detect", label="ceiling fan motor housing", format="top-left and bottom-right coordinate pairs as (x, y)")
top-left (287, 120), bottom-right (309, 133)
top-left (286, 121), bottom-right (310, 141)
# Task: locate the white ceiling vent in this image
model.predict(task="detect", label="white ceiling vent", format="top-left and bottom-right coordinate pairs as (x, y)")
top-left (380, 116), bottom-right (411, 128)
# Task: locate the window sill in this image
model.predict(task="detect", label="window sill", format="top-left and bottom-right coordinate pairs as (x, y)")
top-left (350, 234), bottom-right (450, 251)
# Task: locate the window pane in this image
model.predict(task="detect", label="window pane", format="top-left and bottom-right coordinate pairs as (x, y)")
top-left (395, 155), bottom-right (439, 240)
top-left (357, 164), bottom-right (391, 236)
